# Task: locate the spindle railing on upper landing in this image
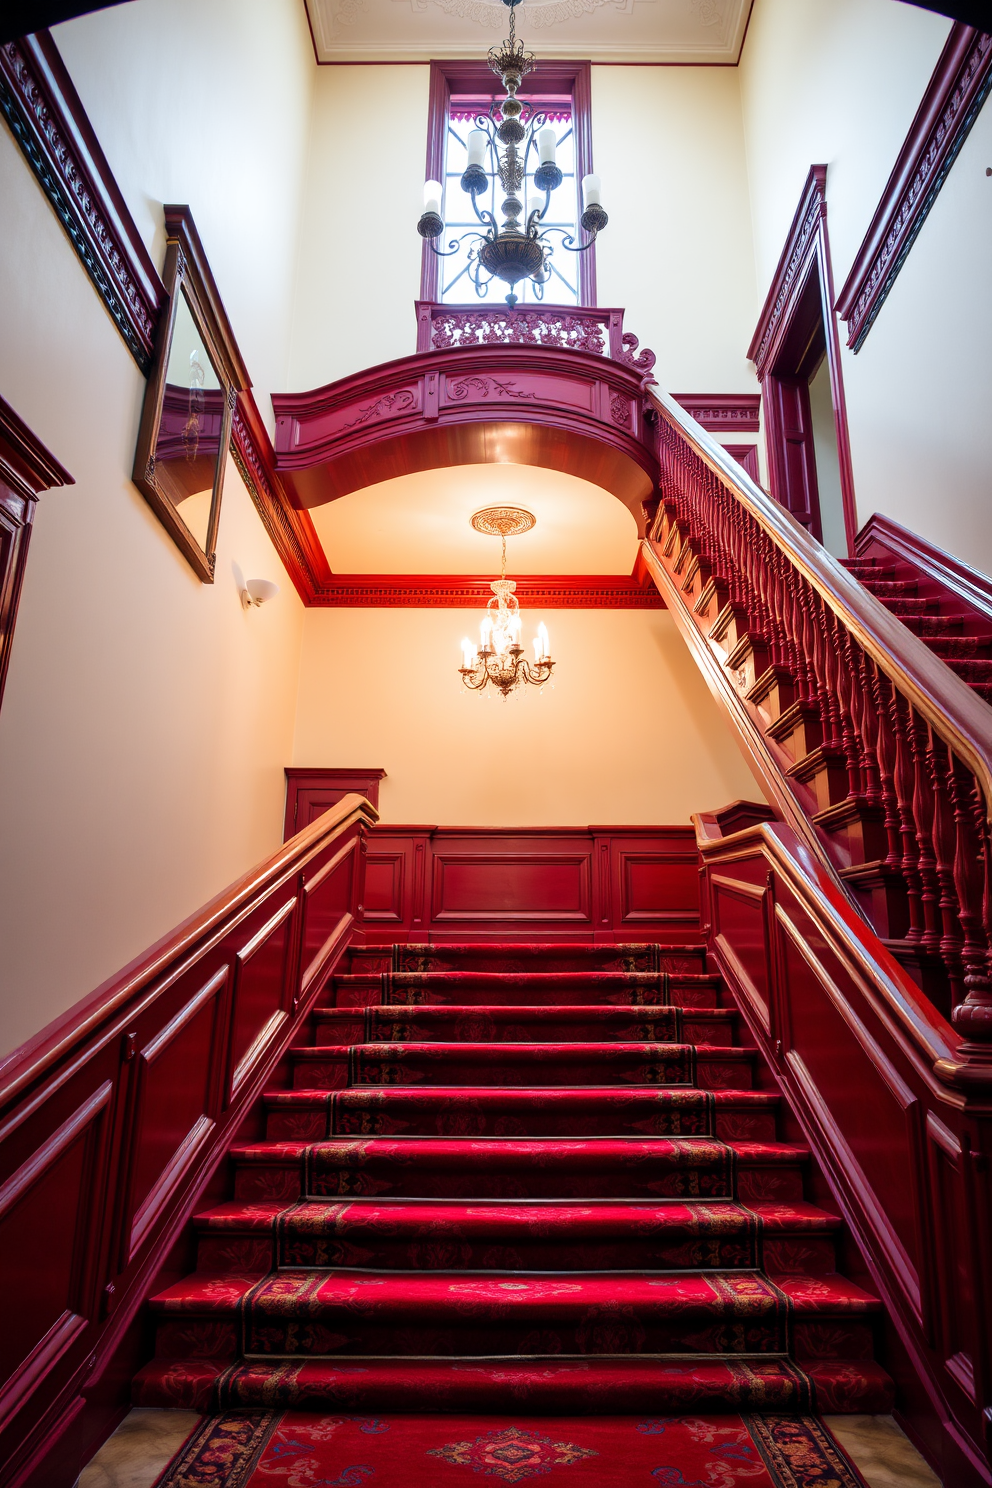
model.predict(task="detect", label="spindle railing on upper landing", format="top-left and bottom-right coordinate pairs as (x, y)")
top-left (641, 389), bottom-right (992, 1080)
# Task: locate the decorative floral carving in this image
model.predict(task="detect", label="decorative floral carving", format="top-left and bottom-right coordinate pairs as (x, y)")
top-left (610, 394), bottom-right (630, 427)
top-left (615, 331), bottom-right (657, 378)
top-left (342, 389), bottom-right (417, 431)
top-left (446, 375), bottom-right (539, 402)
top-left (433, 309), bottom-right (606, 356)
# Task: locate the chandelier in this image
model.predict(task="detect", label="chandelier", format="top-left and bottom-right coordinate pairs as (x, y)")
top-left (417, 0), bottom-right (608, 307)
top-left (459, 507), bottom-right (555, 697)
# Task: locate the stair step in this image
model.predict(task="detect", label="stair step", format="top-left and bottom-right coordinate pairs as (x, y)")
top-left (900, 612), bottom-right (968, 637)
top-left (926, 634), bottom-right (992, 659)
top-left (131, 1354), bottom-right (895, 1415)
top-left (263, 1086), bottom-right (779, 1142)
top-left (878, 596), bottom-right (939, 615)
top-left (389, 943), bottom-right (707, 974)
top-left (288, 1042), bottom-right (757, 1092)
top-left (334, 971), bottom-right (722, 1010)
top-left (193, 1197), bottom-right (841, 1275)
top-left (149, 1267), bottom-right (878, 1362)
top-left (229, 1136), bottom-right (807, 1204)
top-left (313, 1006), bottom-right (737, 1048)
top-left (947, 657), bottom-right (992, 681)
top-left (861, 579), bottom-right (919, 596)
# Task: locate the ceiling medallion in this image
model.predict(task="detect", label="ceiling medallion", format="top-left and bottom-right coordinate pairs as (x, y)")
top-left (417, 0), bottom-right (609, 307)
top-left (460, 505), bottom-right (554, 697)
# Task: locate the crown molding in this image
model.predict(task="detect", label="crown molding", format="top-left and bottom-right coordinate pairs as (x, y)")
top-left (0, 31), bottom-right (164, 370)
top-left (836, 24), bottom-right (992, 353)
top-left (0, 394), bottom-right (74, 501)
top-left (307, 573), bottom-right (665, 608)
top-left (672, 394), bottom-right (761, 433)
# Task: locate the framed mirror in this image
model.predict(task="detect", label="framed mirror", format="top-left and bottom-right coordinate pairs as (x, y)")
top-left (133, 206), bottom-right (249, 581)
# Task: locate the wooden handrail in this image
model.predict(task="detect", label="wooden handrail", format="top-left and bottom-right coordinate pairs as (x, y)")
top-left (0, 793), bottom-right (378, 1110)
top-left (650, 387), bottom-right (992, 808)
top-left (643, 387), bottom-right (992, 1069)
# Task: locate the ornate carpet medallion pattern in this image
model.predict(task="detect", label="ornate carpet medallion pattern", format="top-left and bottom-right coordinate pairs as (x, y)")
top-left (135, 938), bottom-right (895, 1419)
top-left (155, 1412), bottom-right (870, 1486)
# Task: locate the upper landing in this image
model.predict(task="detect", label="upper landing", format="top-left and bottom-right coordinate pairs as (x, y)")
top-left (271, 303), bottom-right (660, 535)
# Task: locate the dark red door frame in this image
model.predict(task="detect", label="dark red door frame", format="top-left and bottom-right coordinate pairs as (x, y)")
top-left (748, 166), bottom-right (858, 556)
top-left (0, 397), bottom-right (73, 715)
top-left (422, 60), bottom-right (596, 306)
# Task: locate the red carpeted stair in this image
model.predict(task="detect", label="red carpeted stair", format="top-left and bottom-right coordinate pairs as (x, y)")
top-left (843, 555), bottom-right (992, 704)
top-left (133, 938), bottom-right (894, 1417)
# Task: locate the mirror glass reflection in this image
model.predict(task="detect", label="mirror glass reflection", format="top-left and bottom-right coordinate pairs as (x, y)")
top-left (153, 289), bottom-right (224, 548)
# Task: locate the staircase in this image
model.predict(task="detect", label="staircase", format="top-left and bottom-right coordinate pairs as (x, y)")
top-left (842, 556), bottom-right (992, 706)
top-left (133, 935), bottom-right (894, 1418)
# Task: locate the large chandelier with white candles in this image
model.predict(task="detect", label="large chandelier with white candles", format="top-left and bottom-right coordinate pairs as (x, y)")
top-left (417, 0), bottom-right (608, 307)
top-left (459, 507), bottom-right (554, 697)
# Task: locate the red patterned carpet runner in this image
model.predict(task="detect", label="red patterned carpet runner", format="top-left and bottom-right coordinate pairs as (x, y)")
top-left (156, 1411), bottom-right (870, 1487)
top-left (134, 940), bottom-right (894, 1419)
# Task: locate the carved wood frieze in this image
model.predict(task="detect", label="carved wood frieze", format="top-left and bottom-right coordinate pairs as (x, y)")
top-left (672, 394), bottom-right (761, 433)
top-left (0, 32), bottom-right (164, 370)
top-left (836, 25), bottom-right (992, 353)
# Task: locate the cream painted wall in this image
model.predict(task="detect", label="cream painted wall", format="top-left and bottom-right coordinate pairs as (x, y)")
top-left (592, 66), bottom-right (760, 393)
top-left (738, 0), bottom-right (992, 577)
top-left (0, 93), bottom-right (303, 1053)
top-left (287, 64), bottom-right (431, 391)
top-left (292, 607), bottom-right (763, 825)
top-left (54, 0), bottom-right (316, 424)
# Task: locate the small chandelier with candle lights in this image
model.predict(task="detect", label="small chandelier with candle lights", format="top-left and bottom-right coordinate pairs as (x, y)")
top-left (418, 0), bottom-right (608, 307)
top-left (460, 507), bottom-right (554, 697)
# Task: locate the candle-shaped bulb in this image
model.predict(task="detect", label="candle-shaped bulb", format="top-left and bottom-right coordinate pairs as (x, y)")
top-left (480, 617), bottom-right (492, 648)
top-left (462, 637), bottom-right (475, 668)
top-left (423, 179), bottom-right (443, 216)
top-left (467, 130), bottom-right (487, 169)
top-left (537, 127), bottom-right (556, 166)
top-left (532, 635), bottom-right (542, 661)
top-left (581, 173), bottom-right (602, 208)
top-left (538, 621), bottom-right (549, 659)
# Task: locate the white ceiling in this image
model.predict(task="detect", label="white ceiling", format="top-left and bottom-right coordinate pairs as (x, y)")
top-left (305, 0), bottom-right (752, 64)
top-left (308, 463), bottom-right (639, 573)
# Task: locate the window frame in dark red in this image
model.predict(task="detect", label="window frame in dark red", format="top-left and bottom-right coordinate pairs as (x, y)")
top-left (421, 59), bottom-right (596, 306)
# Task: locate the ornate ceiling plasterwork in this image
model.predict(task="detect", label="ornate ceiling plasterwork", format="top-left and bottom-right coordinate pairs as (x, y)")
top-left (306, 0), bottom-right (750, 63)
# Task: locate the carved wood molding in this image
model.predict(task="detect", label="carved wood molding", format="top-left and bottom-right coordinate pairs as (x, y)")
top-left (747, 166), bottom-right (828, 379)
top-left (229, 393), bottom-right (332, 603)
top-left (836, 25), bottom-right (992, 353)
top-left (306, 573), bottom-right (665, 608)
top-left (0, 31), bottom-right (164, 370)
top-left (671, 394), bottom-right (761, 433)
top-left (0, 394), bottom-right (73, 501)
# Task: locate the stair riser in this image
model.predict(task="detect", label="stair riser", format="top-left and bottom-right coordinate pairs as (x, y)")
top-left (334, 976), bottom-right (721, 1010)
top-left (312, 1015), bottom-right (734, 1048)
top-left (382, 949), bottom-right (709, 975)
top-left (289, 1052), bottom-right (755, 1090)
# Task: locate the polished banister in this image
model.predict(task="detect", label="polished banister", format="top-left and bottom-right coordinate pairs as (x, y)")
top-left (642, 385), bottom-right (992, 1077)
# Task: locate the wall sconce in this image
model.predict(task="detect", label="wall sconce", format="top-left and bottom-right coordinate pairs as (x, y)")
top-left (241, 577), bottom-right (280, 610)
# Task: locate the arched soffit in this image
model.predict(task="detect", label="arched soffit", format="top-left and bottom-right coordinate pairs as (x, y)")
top-left (271, 345), bottom-right (659, 536)
top-left (308, 463), bottom-right (640, 576)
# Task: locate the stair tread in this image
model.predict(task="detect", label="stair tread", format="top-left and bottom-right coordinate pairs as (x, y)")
top-left (231, 1137), bottom-right (806, 1163)
top-left (289, 1042), bottom-right (755, 1056)
top-left (317, 1005), bottom-right (734, 1019)
top-left (264, 1085), bottom-right (777, 1106)
top-left (194, 1197), bottom-right (841, 1235)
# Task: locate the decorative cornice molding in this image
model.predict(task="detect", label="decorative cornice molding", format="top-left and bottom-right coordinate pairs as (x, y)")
top-left (836, 25), bottom-right (992, 353)
top-left (0, 394), bottom-right (74, 500)
top-left (672, 394), bottom-right (760, 432)
top-left (0, 31), bottom-right (164, 370)
top-left (229, 394), bottom-right (332, 604)
top-left (747, 166), bottom-right (827, 379)
top-left (308, 573), bottom-right (665, 608)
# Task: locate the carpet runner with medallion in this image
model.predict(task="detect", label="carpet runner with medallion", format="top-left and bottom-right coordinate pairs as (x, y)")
top-left (133, 938), bottom-right (894, 1419)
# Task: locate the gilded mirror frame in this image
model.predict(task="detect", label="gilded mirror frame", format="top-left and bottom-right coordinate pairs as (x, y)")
top-left (133, 206), bottom-right (250, 582)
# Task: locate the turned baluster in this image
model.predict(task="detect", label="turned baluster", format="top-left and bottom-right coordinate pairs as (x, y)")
top-left (888, 686), bottom-right (926, 941)
top-left (907, 707), bottom-right (942, 956)
top-left (785, 565), bottom-right (814, 705)
top-left (831, 618), bottom-right (862, 799)
top-left (927, 727), bottom-right (966, 1005)
top-left (854, 644), bottom-right (882, 805)
top-left (813, 597), bottom-right (843, 752)
top-left (947, 778), bottom-right (992, 1065)
top-left (869, 663), bottom-right (900, 865)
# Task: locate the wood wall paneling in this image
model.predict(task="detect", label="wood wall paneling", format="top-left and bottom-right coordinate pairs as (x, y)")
top-left (694, 810), bottom-right (992, 1481)
top-left (0, 796), bottom-right (375, 1487)
top-left (284, 768), bottom-right (387, 841)
top-left (355, 825), bottom-right (699, 944)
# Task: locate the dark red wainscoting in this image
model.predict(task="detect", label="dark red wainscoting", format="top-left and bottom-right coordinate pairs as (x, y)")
top-left (357, 825), bottom-right (700, 946)
top-left (0, 795), bottom-right (376, 1488)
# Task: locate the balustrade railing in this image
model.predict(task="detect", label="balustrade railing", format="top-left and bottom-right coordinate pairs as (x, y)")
top-left (415, 300), bottom-right (657, 379)
top-left (644, 389), bottom-right (992, 1079)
